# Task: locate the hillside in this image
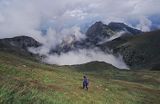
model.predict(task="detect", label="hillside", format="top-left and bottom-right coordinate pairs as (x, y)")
top-left (99, 30), bottom-right (160, 69)
top-left (0, 24), bottom-right (160, 104)
top-left (0, 36), bottom-right (41, 58)
top-left (0, 51), bottom-right (160, 104)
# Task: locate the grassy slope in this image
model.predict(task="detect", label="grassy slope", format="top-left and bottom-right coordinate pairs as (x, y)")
top-left (0, 52), bottom-right (160, 104)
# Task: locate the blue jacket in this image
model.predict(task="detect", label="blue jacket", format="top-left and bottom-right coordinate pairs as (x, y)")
top-left (83, 78), bottom-right (89, 84)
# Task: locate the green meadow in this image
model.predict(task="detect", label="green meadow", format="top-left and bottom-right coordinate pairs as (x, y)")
top-left (0, 52), bottom-right (160, 104)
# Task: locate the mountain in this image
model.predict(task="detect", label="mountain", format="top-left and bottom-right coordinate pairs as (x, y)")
top-left (50, 21), bottom-right (142, 54)
top-left (1, 21), bottom-right (159, 70)
top-left (0, 34), bottom-right (159, 103)
top-left (99, 30), bottom-right (160, 70)
top-left (0, 36), bottom-right (41, 57)
top-left (86, 21), bottom-right (141, 45)
top-left (0, 22), bottom-right (160, 103)
top-left (49, 21), bottom-right (160, 70)
top-left (108, 22), bottom-right (141, 34)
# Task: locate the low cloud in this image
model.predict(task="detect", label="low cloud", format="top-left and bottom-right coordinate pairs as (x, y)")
top-left (0, 0), bottom-right (159, 69)
top-left (29, 47), bottom-right (129, 69)
top-left (98, 31), bottom-right (126, 45)
top-left (136, 16), bottom-right (152, 31)
top-left (28, 28), bottom-right (129, 69)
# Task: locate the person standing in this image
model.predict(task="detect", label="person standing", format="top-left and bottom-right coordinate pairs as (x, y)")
top-left (83, 76), bottom-right (89, 90)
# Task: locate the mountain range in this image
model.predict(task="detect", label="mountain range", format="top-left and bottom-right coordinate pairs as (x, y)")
top-left (0, 21), bottom-right (160, 103)
top-left (0, 21), bottom-right (160, 70)
top-left (51, 21), bottom-right (142, 54)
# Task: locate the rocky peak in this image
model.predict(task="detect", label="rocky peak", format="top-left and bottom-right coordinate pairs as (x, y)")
top-left (86, 21), bottom-right (142, 45)
top-left (86, 21), bottom-right (111, 44)
top-left (108, 22), bottom-right (141, 34)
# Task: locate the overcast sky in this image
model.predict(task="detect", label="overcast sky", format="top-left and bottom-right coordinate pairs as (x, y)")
top-left (0, 0), bottom-right (159, 68)
top-left (0, 0), bottom-right (160, 39)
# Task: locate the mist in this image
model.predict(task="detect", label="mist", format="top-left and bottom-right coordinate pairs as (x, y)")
top-left (0, 0), bottom-right (160, 69)
top-left (98, 31), bottom-right (126, 45)
top-left (29, 47), bottom-right (129, 69)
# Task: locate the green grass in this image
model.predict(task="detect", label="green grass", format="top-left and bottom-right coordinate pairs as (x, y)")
top-left (0, 52), bottom-right (160, 104)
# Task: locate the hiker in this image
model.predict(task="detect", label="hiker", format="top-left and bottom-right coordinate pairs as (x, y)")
top-left (83, 76), bottom-right (89, 90)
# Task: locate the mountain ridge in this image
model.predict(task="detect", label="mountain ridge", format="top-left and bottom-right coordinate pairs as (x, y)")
top-left (0, 22), bottom-right (159, 70)
top-left (99, 30), bottom-right (160, 70)
top-left (86, 21), bottom-right (142, 45)
top-left (0, 36), bottom-right (41, 58)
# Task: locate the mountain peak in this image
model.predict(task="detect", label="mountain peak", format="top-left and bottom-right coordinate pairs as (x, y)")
top-left (109, 22), bottom-right (126, 25)
top-left (108, 22), bottom-right (142, 34)
top-left (86, 21), bottom-right (141, 45)
top-left (108, 22), bottom-right (127, 28)
top-left (94, 21), bottom-right (104, 25)
top-left (88, 21), bottom-right (106, 30)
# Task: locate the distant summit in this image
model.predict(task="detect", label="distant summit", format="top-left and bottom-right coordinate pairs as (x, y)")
top-left (86, 21), bottom-right (141, 44)
top-left (50, 21), bottom-right (142, 55)
top-left (108, 22), bottom-right (141, 34)
top-left (1, 21), bottom-right (159, 70)
top-left (0, 36), bottom-right (41, 57)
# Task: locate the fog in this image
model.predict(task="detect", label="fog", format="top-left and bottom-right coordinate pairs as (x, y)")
top-left (0, 0), bottom-right (160, 69)
top-left (29, 47), bottom-right (129, 69)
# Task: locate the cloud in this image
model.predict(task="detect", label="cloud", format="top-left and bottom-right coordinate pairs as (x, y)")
top-left (98, 31), bottom-right (126, 45)
top-left (28, 25), bottom-right (86, 55)
top-left (29, 47), bottom-right (129, 69)
top-left (0, 0), bottom-right (160, 68)
top-left (136, 16), bottom-right (152, 31)
top-left (0, 0), bottom-right (159, 39)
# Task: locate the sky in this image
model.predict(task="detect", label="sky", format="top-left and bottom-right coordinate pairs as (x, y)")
top-left (0, 0), bottom-right (159, 68)
top-left (0, 0), bottom-right (160, 39)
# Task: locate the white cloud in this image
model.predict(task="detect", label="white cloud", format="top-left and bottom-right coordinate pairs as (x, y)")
top-left (29, 47), bottom-right (129, 69)
top-left (136, 16), bottom-right (152, 31)
top-left (0, 0), bottom-right (159, 39)
top-left (0, 0), bottom-right (160, 68)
